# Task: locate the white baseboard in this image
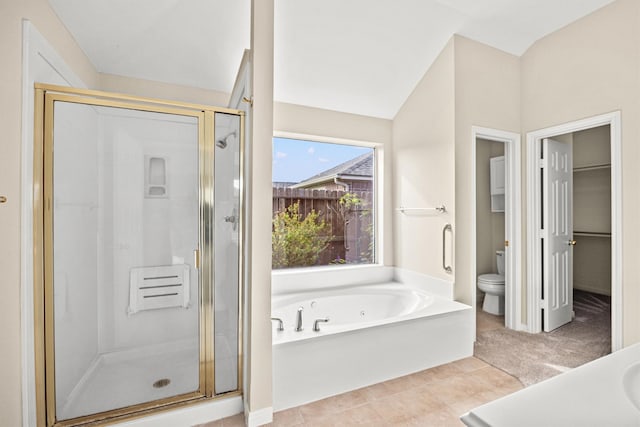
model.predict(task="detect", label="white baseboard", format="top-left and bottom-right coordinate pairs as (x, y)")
top-left (244, 403), bottom-right (273, 427)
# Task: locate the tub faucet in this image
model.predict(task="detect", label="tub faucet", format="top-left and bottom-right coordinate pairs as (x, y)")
top-left (295, 306), bottom-right (304, 332)
top-left (313, 317), bottom-right (330, 332)
top-left (271, 317), bottom-right (284, 332)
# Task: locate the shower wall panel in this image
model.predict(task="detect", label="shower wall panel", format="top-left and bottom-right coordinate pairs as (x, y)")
top-left (52, 102), bottom-right (100, 409)
top-left (213, 113), bottom-right (241, 393)
top-left (97, 111), bottom-right (199, 352)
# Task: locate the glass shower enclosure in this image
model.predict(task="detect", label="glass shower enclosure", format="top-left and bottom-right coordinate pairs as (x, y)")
top-left (33, 85), bottom-right (243, 426)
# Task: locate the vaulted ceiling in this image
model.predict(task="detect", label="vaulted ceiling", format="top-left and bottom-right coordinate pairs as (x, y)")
top-left (49, 0), bottom-right (615, 119)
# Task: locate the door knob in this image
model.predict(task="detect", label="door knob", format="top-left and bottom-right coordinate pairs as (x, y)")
top-left (568, 240), bottom-right (577, 246)
top-left (0, 196), bottom-right (6, 203)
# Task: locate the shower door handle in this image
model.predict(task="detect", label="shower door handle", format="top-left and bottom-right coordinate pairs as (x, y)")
top-left (224, 207), bottom-right (238, 231)
top-left (442, 223), bottom-right (453, 273)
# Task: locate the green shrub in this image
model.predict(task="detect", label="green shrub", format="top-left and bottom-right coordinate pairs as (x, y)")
top-left (272, 202), bottom-right (331, 268)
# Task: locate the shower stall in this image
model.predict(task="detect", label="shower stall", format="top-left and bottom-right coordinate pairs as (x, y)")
top-left (33, 85), bottom-right (244, 426)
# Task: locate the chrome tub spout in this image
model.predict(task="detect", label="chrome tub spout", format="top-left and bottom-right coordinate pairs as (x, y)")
top-left (313, 317), bottom-right (330, 332)
top-left (271, 317), bottom-right (284, 331)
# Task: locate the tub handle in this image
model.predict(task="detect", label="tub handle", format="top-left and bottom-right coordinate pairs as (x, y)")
top-left (442, 223), bottom-right (453, 274)
top-left (271, 317), bottom-right (284, 332)
top-left (313, 317), bottom-right (330, 332)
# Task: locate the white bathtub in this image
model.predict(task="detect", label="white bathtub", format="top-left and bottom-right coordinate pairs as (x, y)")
top-left (271, 271), bottom-right (474, 411)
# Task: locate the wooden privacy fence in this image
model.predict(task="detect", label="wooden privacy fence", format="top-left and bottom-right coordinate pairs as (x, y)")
top-left (272, 187), bottom-right (373, 266)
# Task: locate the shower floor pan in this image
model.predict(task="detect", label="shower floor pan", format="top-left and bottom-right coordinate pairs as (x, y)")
top-left (59, 342), bottom-right (199, 421)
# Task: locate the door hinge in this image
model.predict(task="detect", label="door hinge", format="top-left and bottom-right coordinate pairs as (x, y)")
top-left (194, 249), bottom-right (200, 269)
top-left (540, 299), bottom-right (548, 309)
top-left (242, 96), bottom-right (253, 107)
top-left (539, 159), bottom-right (547, 168)
top-left (538, 229), bottom-right (547, 239)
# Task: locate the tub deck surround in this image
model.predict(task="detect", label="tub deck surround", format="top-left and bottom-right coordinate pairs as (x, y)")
top-left (461, 342), bottom-right (640, 426)
top-left (271, 269), bottom-right (474, 411)
top-left (272, 282), bottom-right (468, 345)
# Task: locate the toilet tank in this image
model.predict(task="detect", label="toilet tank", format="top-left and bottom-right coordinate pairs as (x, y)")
top-left (496, 250), bottom-right (505, 275)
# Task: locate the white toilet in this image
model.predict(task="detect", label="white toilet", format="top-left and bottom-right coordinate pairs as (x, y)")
top-left (478, 250), bottom-right (505, 315)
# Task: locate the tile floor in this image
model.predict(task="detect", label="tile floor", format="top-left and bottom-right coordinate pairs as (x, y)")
top-left (197, 356), bottom-right (523, 426)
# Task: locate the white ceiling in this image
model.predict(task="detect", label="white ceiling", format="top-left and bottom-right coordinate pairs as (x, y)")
top-left (49, 0), bottom-right (615, 119)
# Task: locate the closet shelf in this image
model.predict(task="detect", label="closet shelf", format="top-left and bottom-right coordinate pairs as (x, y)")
top-left (573, 163), bottom-right (611, 172)
top-left (574, 231), bottom-right (611, 238)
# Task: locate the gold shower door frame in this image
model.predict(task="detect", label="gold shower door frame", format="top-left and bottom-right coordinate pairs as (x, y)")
top-left (33, 84), bottom-right (245, 427)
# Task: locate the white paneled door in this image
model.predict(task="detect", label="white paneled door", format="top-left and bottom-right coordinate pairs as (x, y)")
top-left (542, 138), bottom-right (574, 331)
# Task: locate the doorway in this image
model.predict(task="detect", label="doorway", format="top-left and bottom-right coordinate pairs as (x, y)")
top-left (471, 127), bottom-right (522, 332)
top-left (475, 138), bottom-right (506, 328)
top-left (526, 112), bottom-right (622, 352)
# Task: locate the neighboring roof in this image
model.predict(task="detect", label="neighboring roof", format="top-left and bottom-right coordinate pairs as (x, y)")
top-left (292, 152), bottom-right (373, 189)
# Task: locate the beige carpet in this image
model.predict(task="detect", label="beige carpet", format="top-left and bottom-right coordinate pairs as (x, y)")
top-left (474, 290), bottom-right (611, 387)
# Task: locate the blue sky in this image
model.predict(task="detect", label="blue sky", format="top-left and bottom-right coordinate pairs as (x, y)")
top-left (272, 137), bottom-right (371, 183)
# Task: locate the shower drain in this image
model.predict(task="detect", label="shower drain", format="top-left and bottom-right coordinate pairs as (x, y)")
top-left (153, 378), bottom-right (171, 388)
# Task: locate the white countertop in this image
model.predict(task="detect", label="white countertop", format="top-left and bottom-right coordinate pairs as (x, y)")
top-left (461, 343), bottom-right (640, 427)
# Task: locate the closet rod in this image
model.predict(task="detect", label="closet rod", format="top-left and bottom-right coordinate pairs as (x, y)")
top-left (573, 164), bottom-right (611, 172)
top-left (574, 231), bottom-right (611, 238)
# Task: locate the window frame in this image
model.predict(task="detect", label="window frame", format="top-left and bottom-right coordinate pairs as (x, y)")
top-left (271, 131), bottom-right (384, 274)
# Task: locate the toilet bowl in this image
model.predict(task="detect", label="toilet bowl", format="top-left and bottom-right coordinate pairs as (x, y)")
top-left (478, 250), bottom-right (505, 315)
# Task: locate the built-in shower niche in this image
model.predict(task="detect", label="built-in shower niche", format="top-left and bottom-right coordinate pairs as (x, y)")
top-left (145, 155), bottom-right (169, 198)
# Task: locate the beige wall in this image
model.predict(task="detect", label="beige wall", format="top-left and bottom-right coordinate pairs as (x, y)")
top-left (453, 36), bottom-right (521, 305)
top-left (521, 0), bottom-right (640, 345)
top-left (274, 102), bottom-right (392, 145)
top-left (392, 39), bottom-right (456, 279)
top-left (245, 0), bottom-right (274, 414)
top-left (0, 1), bottom-right (98, 425)
top-left (98, 73), bottom-right (230, 106)
top-left (391, 35), bottom-right (520, 296)
top-left (476, 140), bottom-right (505, 278)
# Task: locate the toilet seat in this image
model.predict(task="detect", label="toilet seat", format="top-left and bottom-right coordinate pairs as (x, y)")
top-left (477, 273), bottom-right (505, 285)
top-left (478, 273), bottom-right (505, 302)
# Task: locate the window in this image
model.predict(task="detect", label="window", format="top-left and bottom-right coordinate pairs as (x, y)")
top-left (272, 137), bottom-right (376, 269)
